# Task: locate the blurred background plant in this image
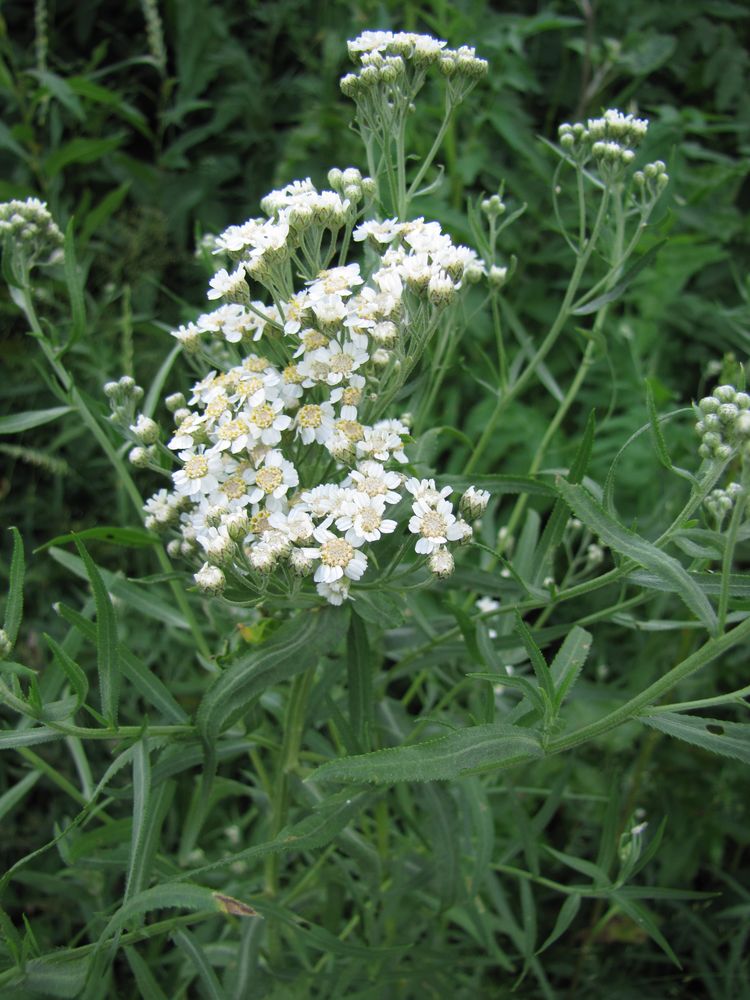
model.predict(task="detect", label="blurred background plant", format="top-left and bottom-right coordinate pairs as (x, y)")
top-left (1, 1), bottom-right (749, 996)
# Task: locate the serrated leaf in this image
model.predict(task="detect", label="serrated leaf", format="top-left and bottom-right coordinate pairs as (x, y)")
top-left (43, 634), bottom-right (88, 710)
top-left (17, 953), bottom-right (90, 998)
top-left (172, 929), bottom-right (225, 1000)
top-left (0, 727), bottom-right (61, 750)
top-left (514, 614), bottom-right (555, 702)
top-left (556, 480), bottom-right (718, 634)
top-left (639, 711), bottom-right (750, 764)
top-left (125, 740), bottom-right (152, 902)
top-left (0, 406), bottom-right (73, 435)
top-left (197, 605), bottom-right (348, 743)
top-left (73, 538), bottom-right (120, 724)
top-left (4, 526), bottom-right (24, 645)
top-left (312, 723), bottom-right (543, 785)
top-left (550, 626), bottom-right (592, 709)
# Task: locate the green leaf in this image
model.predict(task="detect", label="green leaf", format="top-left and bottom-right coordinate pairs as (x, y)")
top-left (4, 527), bottom-right (25, 645)
top-left (0, 406), bottom-right (73, 435)
top-left (514, 614), bottom-right (555, 703)
top-left (639, 711), bottom-right (750, 764)
top-left (347, 611), bottom-right (373, 751)
top-left (17, 953), bottom-right (90, 998)
top-left (79, 182), bottom-right (131, 248)
top-left (608, 892), bottom-right (681, 968)
top-left (44, 136), bottom-right (123, 178)
top-left (0, 770), bottom-right (41, 824)
top-left (534, 412), bottom-right (595, 585)
top-left (27, 69), bottom-right (85, 120)
top-left (550, 626), bottom-right (592, 709)
top-left (172, 929), bottom-right (225, 1000)
top-left (439, 474), bottom-right (555, 499)
top-left (312, 723), bottom-right (543, 785)
top-left (556, 480), bottom-right (718, 634)
top-left (124, 947), bottom-right (168, 1000)
top-left (63, 218), bottom-right (86, 345)
top-left (97, 883), bottom-right (256, 952)
top-left (55, 603), bottom-right (187, 723)
top-left (43, 634), bottom-right (88, 710)
top-left (197, 605), bottom-right (349, 743)
top-left (37, 526), bottom-right (158, 552)
top-left (49, 547), bottom-right (189, 631)
top-left (125, 740), bottom-right (152, 902)
top-left (0, 727), bottom-right (61, 750)
top-left (536, 894), bottom-right (581, 955)
top-left (73, 538), bottom-right (120, 724)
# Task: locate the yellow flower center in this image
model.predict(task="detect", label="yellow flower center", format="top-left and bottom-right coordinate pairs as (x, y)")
top-left (421, 511), bottom-right (447, 538)
top-left (283, 364), bottom-right (304, 384)
top-left (298, 405), bottom-right (322, 428)
top-left (329, 353), bottom-right (354, 374)
top-left (256, 467), bottom-right (284, 494)
top-left (184, 456), bottom-right (208, 480)
top-left (250, 404), bottom-right (275, 429)
top-left (320, 538), bottom-right (354, 568)
top-left (205, 397), bottom-right (229, 420)
top-left (218, 419), bottom-right (247, 441)
top-left (244, 356), bottom-right (270, 372)
top-left (222, 475), bottom-right (247, 500)
top-left (341, 387), bottom-right (362, 406)
top-left (336, 419), bottom-right (363, 442)
top-left (302, 331), bottom-right (328, 351)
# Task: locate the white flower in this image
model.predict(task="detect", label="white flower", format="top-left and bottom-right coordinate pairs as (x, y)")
top-left (295, 401), bottom-right (336, 445)
top-left (409, 497), bottom-right (465, 554)
top-left (346, 461), bottom-right (403, 504)
top-left (173, 447), bottom-right (226, 497)
top-left (404, 477), bottom-right (452, 504)
top-left (353, 219), bottom-right (405, 244)
top-left (428, 547), bottom-right (455, 578)
top-left (247, 450), bottom-right (299, 506)
top-left (305, 527), bottom-right (368, 584)
top-left (357, 420), bottom-right (408, 463)
top-left (267, 508), bottom-right (315, 543)
top-left (336, 493), bottom-right (398, 544)
top-left (194, 563), bottom-right (225, 594)
top-left (207, 265), bottom-right (247, 301)
top-left (306, 263), bottom-right (363, 299)
top-left (246, 398), bottom-right (292, 446)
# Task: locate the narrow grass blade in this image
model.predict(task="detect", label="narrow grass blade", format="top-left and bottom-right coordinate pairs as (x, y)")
top-left (3, 526), bottom-right (25, 646)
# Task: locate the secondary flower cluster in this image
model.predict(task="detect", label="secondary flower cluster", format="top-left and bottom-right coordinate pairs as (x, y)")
top-left (130, 168), bottom-right (490, 605)
top-left (558, 109), bottom-right (664, 186)
top-left (695, 384), bottom-right (750, 460)
top-left (704, 483), bottom-right (745, 527)
top-left (0, 197), bottom-right (64, 265)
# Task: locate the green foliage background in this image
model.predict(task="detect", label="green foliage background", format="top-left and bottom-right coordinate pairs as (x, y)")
top-left (1, 1), bottom-right (749, 997)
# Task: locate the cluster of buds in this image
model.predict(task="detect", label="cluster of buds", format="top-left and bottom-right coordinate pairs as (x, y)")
top-left (633, 160), bottom-right (669, 201)
top-left (704, 483), bottom-right (745, 526)
top-left (0, 198), bottom-right (64, 266)
top-left (104, 376), bottom-right (144, 423)
top-left (480, 194), bottom-right (506, 220)
top-left (326, 168), bottom-right (377, 208)
top-left (558, 109), bottom-right (650, 180)
top-left (695, 385), bottom-right (750, 459)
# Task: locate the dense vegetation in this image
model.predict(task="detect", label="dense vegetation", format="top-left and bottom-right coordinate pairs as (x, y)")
top-left (1, 2), bottom-right (749, 997)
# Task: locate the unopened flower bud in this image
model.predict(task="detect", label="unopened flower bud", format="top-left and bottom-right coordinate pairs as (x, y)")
top-left (428, 547), bottom-right (455, 578)
top-left (290, 548), bottom-right (314, 576)
top-left (460, 486), bottom-right (491, 521)
top-left (165, 392), bottom-right (186, 412)
top-left (131, 415), bottom-right (160, 445)
top-left (128, 446), bottom-right (150, 468)
top-left (194, 563), bottom-right (225, 594)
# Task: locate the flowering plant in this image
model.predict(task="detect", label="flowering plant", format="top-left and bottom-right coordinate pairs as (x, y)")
top-left (2, 24), bottom-right (750, 996)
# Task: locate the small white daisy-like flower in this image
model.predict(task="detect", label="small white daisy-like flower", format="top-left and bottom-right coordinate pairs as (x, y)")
top-left (357, 420), bottom-right (408, 463)
top-left (173, 447), bottom-right (226, 498)
top-left (247, 450), bottom-right (299, 506)
top-left (169, 412), bottom-right (205, 451)
top-left (353, 218), bottom-right (405, 244)
top-left (246, 398), bottom-right (292, 446)
top-left (336, 493), bottom-right (398, 544)
top-left (346, 461), bottom-right (402, 504)
top-left (213, 414), bottom-right (252, 454)
top-left (295, 401), bottom-right (336, 445)
top-left (404, 477), bottom-right (452, 504)
top-left (267, 508), bottom-right (315, 543)
top-left (409, 497), bottom-right (465, 555)
top-left (311, 293), bottom-right (347, 328)
top-left (306, 263), bottom-right (363, 299)
top-left (306, 527), bottom-right (367, 583)
top-left (296, 484), bottom-right (346, 520)
top-left (194, 562), bottom-right (225, 594)
top-left (207, 265), bottom-right (247, 301)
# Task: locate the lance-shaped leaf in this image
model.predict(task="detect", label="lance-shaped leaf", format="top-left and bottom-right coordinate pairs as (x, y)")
top-left (3, 527), bottom-right (25, 646)
top-left (639, 711), bottom-right (750, 764)
top-left (73, 538), bottom-right (120, 724)
top-left (197, 605), bottom-right (349, 742)
top-left (312, 723), bottom-right (543, 785)
top-left (556, 479), bottom-right (718, 634)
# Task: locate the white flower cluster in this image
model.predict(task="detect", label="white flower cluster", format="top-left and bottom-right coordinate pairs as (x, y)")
top-left (137, 168), bottom-right (489, 606)
top-left (0, 198), bottom-right (64, 263)
top-left (696, 385), bottom-right (750, 460)
top-left (340, 30), bottom-right (487, 103)
top-left (558, 109), bottom-right (660, 181)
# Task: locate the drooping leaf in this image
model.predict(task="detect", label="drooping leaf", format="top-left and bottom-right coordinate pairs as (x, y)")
top-left (639, 711), bottom-right (750, 764)
top-left (0, 406), bottom-right (73, 435)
